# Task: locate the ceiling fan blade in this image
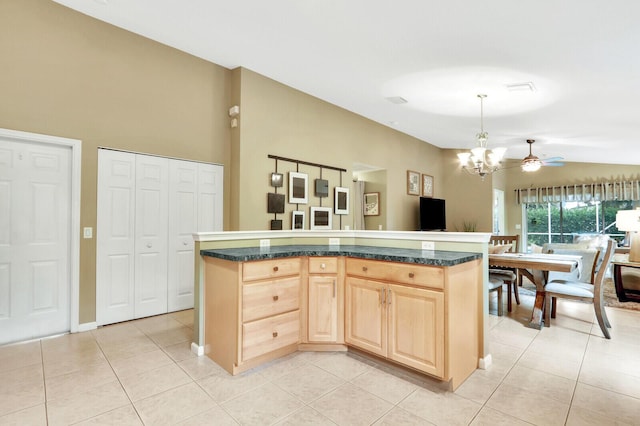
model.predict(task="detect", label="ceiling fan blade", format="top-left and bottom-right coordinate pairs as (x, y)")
top-left (543, 162), bottom-right (565, 167)
top-left (542, 156), bottom-right (564, 162)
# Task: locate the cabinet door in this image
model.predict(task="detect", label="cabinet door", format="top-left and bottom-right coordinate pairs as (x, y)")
top-left (308, 275), bottom-right (338, 342)
top-left (387, 284), bottom-right (444, 377)
top-left (345, 277), bottom-right (386, 356)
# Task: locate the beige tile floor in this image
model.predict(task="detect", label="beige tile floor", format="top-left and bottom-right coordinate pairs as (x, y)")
top-left (2, 292), bottom-right (640, 425)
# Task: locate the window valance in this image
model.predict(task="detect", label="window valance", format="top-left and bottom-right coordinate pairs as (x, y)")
top-left (515, 180), bottom-right (640, 204)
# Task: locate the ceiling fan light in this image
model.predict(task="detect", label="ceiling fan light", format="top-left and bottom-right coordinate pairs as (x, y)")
top-left (521, 157), bottom-right (542, 172)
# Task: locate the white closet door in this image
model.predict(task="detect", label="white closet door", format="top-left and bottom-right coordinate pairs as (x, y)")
top-left (0, 139), bottom-right (71, 344)
top-left (134, 155), bottom-right (169, 319)
top-left (96, 150), bottom-right (136, 325)
top-left (197, 163), bottom-right (223, 232)
top-left (167, 159), bottom-right (198, 312)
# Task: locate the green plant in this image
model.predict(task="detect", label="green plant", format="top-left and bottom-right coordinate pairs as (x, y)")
top-left (460, 221), bottom-right (477, 232)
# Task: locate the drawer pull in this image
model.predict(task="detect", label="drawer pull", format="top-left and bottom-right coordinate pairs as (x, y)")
top-left (363, 266), bottom-right (368, 272)
top-left (273, 266), bottom-right (279, 272)
top-left (321, 263), bottom-right (326, 269)
top-left (272, 331), bottom-right (278, 338)
top-left (409, 272), bottom-right (415, 278)
top-left (272, 295), bottom-right (279, 301)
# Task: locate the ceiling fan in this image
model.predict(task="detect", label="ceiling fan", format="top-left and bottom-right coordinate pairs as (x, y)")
top-left (521, 139), bottom-right (564, 172)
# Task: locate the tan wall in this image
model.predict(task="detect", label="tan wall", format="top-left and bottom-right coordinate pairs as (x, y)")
top-left (442, 150), bottom-right (494, 232)
top-left (234, 68), bottom-right (444, 232)
top-left (0, 0), bottom-right (232, 323)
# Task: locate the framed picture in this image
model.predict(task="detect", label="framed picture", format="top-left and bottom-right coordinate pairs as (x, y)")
top-left (314, 179), bottom-right (329, 197)
top-left (422, 174), bottom-right (434, 197)
top-left (270, 172), bottom-right (283, 187)
top-left (289, 172), bottom-right (308, 204)
top-left (270, 219), bottom-right (283, 230)
top-left (334, 187), bottom-right (349, 215)
top-left (407, 170), bottom-right (420, 195)
top-left (310, 206), bottom-right (332, 230)
top-left (292, 210), bottom-right (305, 230)
top-left (364, 192), bottom-right (380, 216)
top-left (267, 193), bottom-right (285, 213)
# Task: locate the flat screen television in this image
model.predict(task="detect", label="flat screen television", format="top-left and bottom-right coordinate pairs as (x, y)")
top-left (420, 197), bottom-right (446, 231)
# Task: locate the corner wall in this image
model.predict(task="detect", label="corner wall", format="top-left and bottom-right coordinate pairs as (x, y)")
top-left (0, 0), bottom-right (232, 323)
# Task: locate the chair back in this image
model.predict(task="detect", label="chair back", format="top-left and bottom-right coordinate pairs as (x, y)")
top-left (489, 235), bottom-right (519, 253)
top-left (593, 239), bottom-right (616, 294)
top-left (547, 248), bottom-right (600, 283)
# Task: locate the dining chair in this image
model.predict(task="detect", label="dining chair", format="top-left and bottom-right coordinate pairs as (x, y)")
top-left (489, 235), bottom-right (520, 312)
top-left (488, 276), bottom-right (504, 316)
top-left (543, 239), bottom-right (616, 339)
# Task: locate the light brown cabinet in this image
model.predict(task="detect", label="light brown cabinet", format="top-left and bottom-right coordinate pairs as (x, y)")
top-left (345, 258), bottom-right (478, 389)
top-left (203, 256), bottom-right (301, 375)
top-left (203, 252), bottom-right (480, 389)
top-left (307, 257), bottom-right (343, 344)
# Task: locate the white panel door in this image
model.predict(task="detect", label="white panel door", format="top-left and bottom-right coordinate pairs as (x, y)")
top-left (0, 139), bottom-right (71, 344)
top-left (96, 149), bottom-right (136, 325)
top-left (167, 159), bottom-right (198, 312)
top-left (197, 163), bottom-right (223, 232)
top-left (134, 155), bottom-right (169, 318)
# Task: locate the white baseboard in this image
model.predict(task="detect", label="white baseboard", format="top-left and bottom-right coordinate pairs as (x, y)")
top-left (191, 342), bottom-right (204, 356)
top-left (478, 354), bottom-right (492, 370)
top-left (77, 322), bottom-right (97, 333)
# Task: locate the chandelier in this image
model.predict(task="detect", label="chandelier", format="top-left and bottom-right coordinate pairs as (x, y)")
top-left (457, 94), bottom-right (506, 179)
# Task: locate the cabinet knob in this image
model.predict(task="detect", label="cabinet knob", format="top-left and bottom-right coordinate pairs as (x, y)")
top-left (273, 295), bottom-right (279, 301)
top-left (272, 331), bottom-right (278, 338)
top-left (146, 243), bottom-right (152, 248)
top-left (409, 272), bottom-right (415, 278)
top-left (321, 263), bottom-right (326, 269)
top-left (273, 266), bottom-right (279, 272)
top-left (362, 266), bottom-right (368, 272)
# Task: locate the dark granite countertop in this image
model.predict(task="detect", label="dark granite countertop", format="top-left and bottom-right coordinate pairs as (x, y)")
top-left (200, 245), bottom-right (481, 267)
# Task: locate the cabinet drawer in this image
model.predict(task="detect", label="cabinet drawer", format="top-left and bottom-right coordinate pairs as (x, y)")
top-left (346, 258), bottom-right (444, 289)
top-left (242, 310), bottom-right (300, 361)
top-left (243, 277), bottom-right (300, 322)
top-left (308, 257), bottom-right (339, 274)
top-left (243, 258), bottom-right (301, 282)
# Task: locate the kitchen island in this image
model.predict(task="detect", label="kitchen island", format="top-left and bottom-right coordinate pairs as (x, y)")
top-left (200, 244), bottom-right (482, 390)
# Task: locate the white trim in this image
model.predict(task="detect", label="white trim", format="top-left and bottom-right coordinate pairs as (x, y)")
top-left (195, 229), bottom-right (491, 244)
top-left (191, 342), bottom-right (204, 356)
top-left (0, 128), bottom-right (82, 334)
top-left (77, 322), bottom-right (97, 332)
top-left (478, 354), bottom-right (492, 370)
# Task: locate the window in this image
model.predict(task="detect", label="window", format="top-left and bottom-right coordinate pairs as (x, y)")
top-left (523, 200), bottom-right (636, 250)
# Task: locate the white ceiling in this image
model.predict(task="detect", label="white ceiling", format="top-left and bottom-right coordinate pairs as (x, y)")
top-left (53, 0), bottom-right (640, 165)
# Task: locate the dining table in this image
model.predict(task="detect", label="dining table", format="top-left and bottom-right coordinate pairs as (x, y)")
top-left (488, 252), bottom-right (581, 329)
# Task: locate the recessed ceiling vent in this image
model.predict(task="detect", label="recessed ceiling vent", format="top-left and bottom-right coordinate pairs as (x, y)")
top-left (385, 96), bottom-right (408, 104)
top-left (506, 82), bottom-right (536, 92)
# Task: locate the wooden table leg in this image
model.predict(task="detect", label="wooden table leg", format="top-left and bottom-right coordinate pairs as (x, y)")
top-left (526, 269), bottom-right (546, 330)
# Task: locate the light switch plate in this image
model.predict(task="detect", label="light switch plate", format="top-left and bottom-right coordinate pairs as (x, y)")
top-left (83, 227), bottom-right (93, 239)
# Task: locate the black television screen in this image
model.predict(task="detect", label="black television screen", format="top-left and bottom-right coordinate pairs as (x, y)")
top-left (420, 197), bottom-right (446, 231)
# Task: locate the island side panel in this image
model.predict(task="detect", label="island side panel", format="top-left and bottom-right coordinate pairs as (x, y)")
top-left (445, 258), bottom-right (481, 390)
top-left (204, 256), bottom-right (241, 374)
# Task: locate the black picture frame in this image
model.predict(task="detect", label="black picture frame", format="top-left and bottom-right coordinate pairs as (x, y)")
top-left (267, 193), bottom-right (285, 213)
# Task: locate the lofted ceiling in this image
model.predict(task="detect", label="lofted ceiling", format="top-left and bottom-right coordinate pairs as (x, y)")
top-left (52, 0), bottom-right (640, 165)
